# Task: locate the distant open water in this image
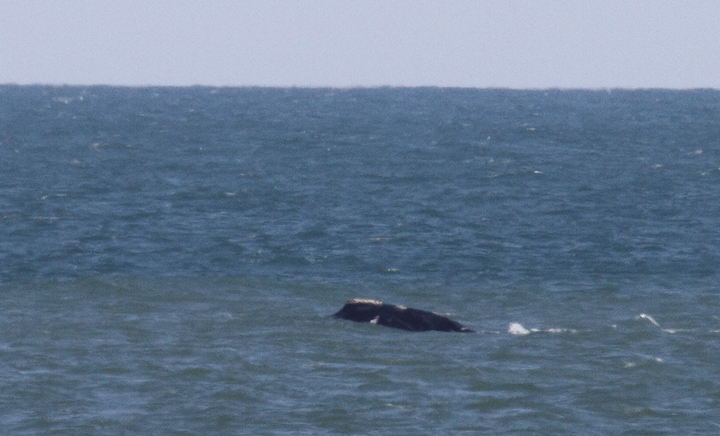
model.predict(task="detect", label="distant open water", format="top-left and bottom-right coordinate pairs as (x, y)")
top-left (1, 86), bottom-right (720, 434)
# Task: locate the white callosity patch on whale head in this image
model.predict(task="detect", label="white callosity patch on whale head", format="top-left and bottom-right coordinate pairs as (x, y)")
top-left (369, 316), bottom-right (380, 324)
top-left (347, 298), bottom-right (382, 305)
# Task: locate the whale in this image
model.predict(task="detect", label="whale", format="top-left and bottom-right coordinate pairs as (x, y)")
top-left (332, 298), bottom-right (473, 332)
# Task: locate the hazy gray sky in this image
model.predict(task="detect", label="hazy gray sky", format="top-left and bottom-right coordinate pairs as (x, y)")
top-left (2, 0), bottom-right (719, 88)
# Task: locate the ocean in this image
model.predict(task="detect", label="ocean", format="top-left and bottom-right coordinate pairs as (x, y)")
top-left (1, 85), bottom-right (719, 434)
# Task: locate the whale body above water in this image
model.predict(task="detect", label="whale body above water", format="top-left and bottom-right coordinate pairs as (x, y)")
top-left (332, 298), bottom-right (473, 333)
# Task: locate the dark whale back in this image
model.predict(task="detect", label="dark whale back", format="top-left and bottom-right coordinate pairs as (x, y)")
top-left (332, 299), bottom-right (473, 333)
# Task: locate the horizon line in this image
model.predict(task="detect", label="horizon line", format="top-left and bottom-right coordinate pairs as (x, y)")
top-left (2, 82), bottom-right (719, 92)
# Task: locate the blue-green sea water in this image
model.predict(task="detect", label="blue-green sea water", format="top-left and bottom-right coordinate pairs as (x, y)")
top-left (1, 86), bottom-right (720, 434)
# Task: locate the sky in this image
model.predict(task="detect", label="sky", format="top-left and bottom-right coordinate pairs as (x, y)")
top-left (1, 0), bottom-right (719, 89)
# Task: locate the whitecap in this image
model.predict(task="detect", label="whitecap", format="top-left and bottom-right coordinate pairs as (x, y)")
top-left (546, 328), bottom-right (577, 334)
top-left (636, 313), bottom-right (660, 327)
top-left (508, 322), bottom-right (530, 335)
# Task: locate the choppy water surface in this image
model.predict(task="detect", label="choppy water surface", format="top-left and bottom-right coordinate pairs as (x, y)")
top-left (1, 86), bottom-right (720, 434)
